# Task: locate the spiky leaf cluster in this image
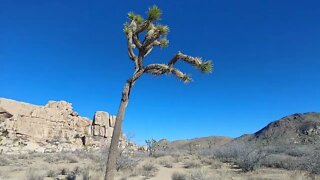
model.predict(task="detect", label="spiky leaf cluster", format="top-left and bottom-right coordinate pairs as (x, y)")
top-left (159, 38), bottom-right (169, 48)
top-left (182, 74), bottom-right (192, 83)
top-left (123, 22), bottom-right (130, 34)
top-left (156, 24), bottom-right (169, 35)
top-left (197, 60), bottom-right (213, 73)
top-left (147, 5), bottom-right (162, 21)
top-left (128, 12), bottom-right (144, 24)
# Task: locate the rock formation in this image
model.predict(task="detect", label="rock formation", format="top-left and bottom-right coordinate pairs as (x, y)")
top-left (0, 98), bottom-right (125, 154)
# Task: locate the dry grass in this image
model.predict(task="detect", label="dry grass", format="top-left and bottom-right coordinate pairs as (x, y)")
top-left (189, 168), bottom-right (209, 180)
top-left (141, 162), bottom-right (158, 178)
top-left (157, 156), bottom-right (174, 168)
top-left (0, 150), bottom-right (319, 180)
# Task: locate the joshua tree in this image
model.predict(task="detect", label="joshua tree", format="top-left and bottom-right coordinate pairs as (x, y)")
top-left (145, 138), bottom-right (158, 156)
top-left (105, 5), bottom-right (213, 179)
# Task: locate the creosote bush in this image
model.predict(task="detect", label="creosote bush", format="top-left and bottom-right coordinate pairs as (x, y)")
top-left (172, 172), bottom-right (187, 180)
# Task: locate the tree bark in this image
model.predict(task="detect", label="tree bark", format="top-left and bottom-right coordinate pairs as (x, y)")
top-left (104, 81), bottom-right (131, 180)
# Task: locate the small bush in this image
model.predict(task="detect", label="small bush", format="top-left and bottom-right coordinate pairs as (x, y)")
top-left (183, 160), bottom-right (201, 169)
top-left (172, 172), bottom-right (187, 180)
top-left (190, 168), bottom-right (208, 180)
top-left (26, 170), bottom-right (44, 180)
top-left (116, 154), bottom-right (139, 171)
top-left (141, 162), bottom-right (158, 178)
top-left (236, 150), bottom-right (264, 172)
top-left (161, 160), bottom-right (173, 168)
top-left (200, 157), bottom-right (223, 168)
top-left (158, 157), bottom-right (173, 168)
top-left (60, 168), bottom-right (69, 175)
top-left (46, 170), bottom-right (57, 177)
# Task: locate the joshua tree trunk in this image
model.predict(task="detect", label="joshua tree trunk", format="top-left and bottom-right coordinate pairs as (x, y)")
top-left (105, 69), bottom-right (144, 179)
top-left (104, 82), bottom-right (130, 180)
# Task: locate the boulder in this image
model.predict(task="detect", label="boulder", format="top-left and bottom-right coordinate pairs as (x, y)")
top-left (93, 111), bottom-right (109, 126)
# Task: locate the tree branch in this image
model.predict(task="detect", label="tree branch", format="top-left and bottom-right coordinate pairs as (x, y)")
top-left (168, 52), bottom-right (212, 73)
top-left (132, 34), bottom-right (142, 48)
top-left (126, 31), bottom-right (137, 61)
top-left (144, 64), bottom-right (191, 83)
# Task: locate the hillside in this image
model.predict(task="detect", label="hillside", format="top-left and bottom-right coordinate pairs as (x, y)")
top-left (235, 112), bottom-right (320, 145)
top-left (156, 136), bottom-right (232, 152)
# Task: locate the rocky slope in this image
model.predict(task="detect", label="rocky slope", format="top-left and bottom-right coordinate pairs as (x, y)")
top-left (0, 98), bottom-right (126, 154)
top-left (233, 112), bottom-right (320, 146)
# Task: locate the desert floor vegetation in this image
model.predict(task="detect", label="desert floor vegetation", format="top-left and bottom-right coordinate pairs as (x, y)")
top-left (0, 147), bottom-right (319, 180)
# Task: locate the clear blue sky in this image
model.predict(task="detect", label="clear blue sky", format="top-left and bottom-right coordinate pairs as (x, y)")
top-left (1, 0), bottom-right (320, 144)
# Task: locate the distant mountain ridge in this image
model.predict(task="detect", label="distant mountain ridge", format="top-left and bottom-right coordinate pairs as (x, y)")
top-left (162, 112), bottom-right (320, 151)
top-left (236, 112), bottom-right (320, 145)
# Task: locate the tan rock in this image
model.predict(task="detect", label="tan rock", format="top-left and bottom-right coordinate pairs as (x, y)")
top-left (109, 115), bottom-right (116, 127)
top-left (0, 98), bottom-right (126, 154)
top-left (93, 111), bottom-right (109, 126)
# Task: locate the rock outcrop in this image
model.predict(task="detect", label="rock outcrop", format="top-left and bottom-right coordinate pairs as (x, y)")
top-left (0, 98), bottom-right (125, 154)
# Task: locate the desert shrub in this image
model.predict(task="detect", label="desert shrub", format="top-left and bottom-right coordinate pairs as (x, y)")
top-left (158, 156), bottom-right (174, 168)
top-left (66, 174), bottom-right (76, 180)
top-left (262, 145), bottom-right (288, 155)
top-left (73, 149), bottom-right (107, 163)
top-left (44, 153), bottom-right (78, 163)
top-left (153, 150), bottom-right (169, 158)
top-left (208, 142), bottom-right (267, 172)
top-left (261, 154), bottom-right (294, 169)
top-left (201, 157), bottom-right (222, 169)
top-left (141, 162), bottom-right (158, 178)
top-left (183, 160), bottom-right (201, 169)
top-left (285, 145), bottom-right (313, 157)
top-left (26, 169), bottom-right (44, 180)
top-left (210, 141), bottom-right (253, 163)
top-left (46, 170), bottom-right (57, 177)
top-left (116, 154), bottom-right (139, 171)
top-left (202, 158), bottom-right (223, 169)
top-left (198, 148), bottom-right (213, 157)
top-left (172, 172), bottom-right (187, 180)
top-left (198, 156), bottom-right (223, 169)
top-left (302, 154), bottom-right (320, 175)
top-left (161, 160), bottom-right (173, 168)
top-left (165, 162), bottom-right (173, 168)
top-left (60, 168), bottom-right (69, 175)
top-left (236, 150), bottom-right (265, 172)
top-left (190, 168), bottom-right (208, 180)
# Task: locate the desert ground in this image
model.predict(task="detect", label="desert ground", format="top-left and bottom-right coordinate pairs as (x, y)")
top-left (0, 149), bottom-right (319, 180)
